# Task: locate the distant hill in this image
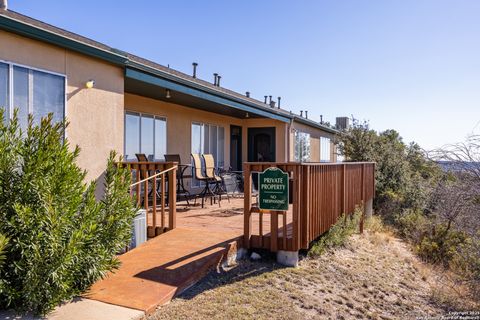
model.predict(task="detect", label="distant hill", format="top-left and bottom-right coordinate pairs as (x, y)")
top-left (436, 160), bottom-right (480, 172)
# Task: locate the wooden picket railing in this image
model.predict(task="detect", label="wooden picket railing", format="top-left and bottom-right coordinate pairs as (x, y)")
top-left (243, 162), bottom-right (375, 252)
top-left (118, 161), bottom-right (178, 238)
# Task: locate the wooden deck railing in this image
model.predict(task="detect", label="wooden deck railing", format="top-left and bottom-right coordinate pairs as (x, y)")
top-left (118, 161), bottom-right (178, 238)
top-left (243, 162), bottom-right (375, 252)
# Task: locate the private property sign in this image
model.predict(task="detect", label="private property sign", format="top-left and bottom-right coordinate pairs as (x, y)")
top-left (258, 167), bottom-right (289, 211)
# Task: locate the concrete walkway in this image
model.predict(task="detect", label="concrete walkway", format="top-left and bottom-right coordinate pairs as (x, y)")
top-left (0, 299), bottom-right (143, 320)
top-left (86, 227), bottom-right (242, 314)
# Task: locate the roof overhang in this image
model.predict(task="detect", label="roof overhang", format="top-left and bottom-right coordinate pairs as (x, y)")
top-left (125, 67), bottom-right (292, 123)
top-left (1, 11), bottom-right (338, 133)
top-left (0, 14), bottom-right (128, 65)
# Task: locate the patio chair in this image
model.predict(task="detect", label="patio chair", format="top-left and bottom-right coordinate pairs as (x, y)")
top-left (202, 154), bottom-right (230, 204)
top-left (164, 154), bottom-right (191, 206)
top-left (135, 153), bottom-right (149, 162)
top-left (191, 153), bottom-right (217, 208)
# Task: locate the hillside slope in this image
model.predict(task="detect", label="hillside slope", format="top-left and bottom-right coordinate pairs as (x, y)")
top-left (149, 229), bottom-right (475, 319)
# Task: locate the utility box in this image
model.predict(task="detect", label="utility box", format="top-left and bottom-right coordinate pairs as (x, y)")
top-left (130, 209), bottom-right (147, 249)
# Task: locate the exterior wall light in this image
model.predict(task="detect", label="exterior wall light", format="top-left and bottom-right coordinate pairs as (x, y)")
top-left (85, 80), bottom-right (95, 89)
top-left (166, 89), bottom-right (171, 99)
top-left (245, 112), bottom-right (249, 118)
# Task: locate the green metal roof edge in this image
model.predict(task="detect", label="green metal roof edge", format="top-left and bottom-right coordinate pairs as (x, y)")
top-left (126, 67), bottom-right (291, 123)
top-left (126, 61), bottom-right (295, 123)
top-left (0, 14), bottom-right (128, 65)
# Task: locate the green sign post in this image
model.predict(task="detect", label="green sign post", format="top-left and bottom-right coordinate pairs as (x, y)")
top-left (258, 167), bottom-right (289, 211)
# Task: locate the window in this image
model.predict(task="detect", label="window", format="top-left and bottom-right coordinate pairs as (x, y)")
top-left (320, 137), bottom-right (331, 162)
top-left (0, 61), bottom-right (65, 129)
top-left (0, 63), bottom-right (8, 119)
top-left (124, 111), bottom-right (167, 161)
top-left (191, 122), bottom-right (225, 186)
top-left (294, 131), bottom-right (311, 162)
top-left (191, 122), bottom-right (225, 168)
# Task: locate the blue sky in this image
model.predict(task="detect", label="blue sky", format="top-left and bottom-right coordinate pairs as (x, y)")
top-left (10, 0), bottom-right (480, 150)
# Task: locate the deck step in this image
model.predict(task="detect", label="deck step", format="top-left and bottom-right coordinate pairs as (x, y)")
top-left (86, 228), bottom-right (242, 314)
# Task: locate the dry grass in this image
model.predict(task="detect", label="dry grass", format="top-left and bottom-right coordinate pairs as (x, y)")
top-left (147, 221), bottom-right (476, 320)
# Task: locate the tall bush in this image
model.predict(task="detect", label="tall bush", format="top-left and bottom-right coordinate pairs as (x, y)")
top-left (0, 110), bottom-right (137, 315)
top-left (336, 119), bottom-right (440, 218)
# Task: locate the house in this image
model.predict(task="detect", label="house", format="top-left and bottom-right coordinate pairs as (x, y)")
top-left (0, 6), bottom-right (339, 189)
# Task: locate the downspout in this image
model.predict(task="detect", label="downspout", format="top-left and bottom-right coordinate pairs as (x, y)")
top-left (287, 118), bottom-right (293, 162)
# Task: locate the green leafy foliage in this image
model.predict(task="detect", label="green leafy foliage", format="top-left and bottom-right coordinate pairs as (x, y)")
top-left (309, 207), bottom-right (362, 257)
top-left (0, 110), bottom-right (137, 315)
top-left (337, 119), bottom-right (480, 301)
top-left (0, 234), bottom-right (7, 270)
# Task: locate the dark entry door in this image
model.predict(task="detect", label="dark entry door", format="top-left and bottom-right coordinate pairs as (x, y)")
top-left (230, 125), bottom-right (242, 171)
top-left (248, 127), bottom-right (276, 162)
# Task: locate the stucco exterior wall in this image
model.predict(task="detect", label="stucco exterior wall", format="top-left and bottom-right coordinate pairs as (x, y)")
top-left (0, 30), bottom-right (125, 183)
top-left (124, 94), bottom-right (289, 172)
top-left (125, 93), bottom-right (243, 169)
top-left (290, 120), bottom-right (337, 162)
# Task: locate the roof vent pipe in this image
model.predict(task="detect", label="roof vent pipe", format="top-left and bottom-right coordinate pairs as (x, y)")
top-left (217, 75), bottom-right (221, 87)
top-left (192, 62), bottom-right (198, 78)
top-left (320, 115), bottom-right (323, 123)
top-left (300, 110), bottom-right (303, 117)
top-left (269, 95), bottom-right (272, 104)
top-left (277, 97), bottom-right (281, 109)
top-left (264, 96), bottom-right (268, 104)
top-left (246, 91), bottom-right (250, 98)
top-left (305, 111), bottom-right (308, 119)
top-left (270, 101), bottom-right (276, 108)
top-left (0, 0), bottom-right (7, 10)
top-left (213, 73), bottom-right (218, 86)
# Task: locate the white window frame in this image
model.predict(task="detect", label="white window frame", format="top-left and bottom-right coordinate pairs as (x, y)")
top-left (320, 136), bottom-right (331, 162)
top-left (190, 121), bottom-right (226, 187)
top-left (294, 130), bottom-right (311, 162)
top-left (124, 111), bottom-right (168, 161)
top-left (0, 59), bottom-right (67, 130)
top-left (190, 121), bottom-right (225, 167)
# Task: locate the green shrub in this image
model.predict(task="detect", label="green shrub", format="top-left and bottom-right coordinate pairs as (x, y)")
top-left (364, 215), bottom-right (388, 234)
top-left (415, 226), bottom-right (468, 266)
top-left (395, 209), bottom-right (469, 267)
top-left (452, 235), bottom-right (480, 297)
top-left (0, 111), bottom-right (137, 315)
top-left (0, 234), bottom-right (7, 270)
top-left (394, 208), bottom-right (430, 242)
top-left (309, 207), bottom-right (362, 257)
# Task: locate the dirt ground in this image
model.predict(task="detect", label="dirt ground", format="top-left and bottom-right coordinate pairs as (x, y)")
top-left (147, 227), bottom-right (476, 320)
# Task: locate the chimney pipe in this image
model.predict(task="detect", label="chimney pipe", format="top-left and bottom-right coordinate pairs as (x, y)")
top-left (320, 115), bottom-right (324, 123)
top-left (264, 96), bottom-right (268, 104)
top-left (192, 62), bottom-right (198, 78)
top-left (0, 0), bottom-right (7, 10)
top-left (217, 75), bottom-right (221, 87)
top-left (213, 73), bottom-right (218, 86)
top-left (270, 101), bottom-right (276, 108)
top-left (269, 95), bottom-right (272, 104)
top-left (305, 111), bottom-right (308, 119)
top-left (277, 97), bottom-right (281, 109)
top-left (300, 110), bottom-right (303, 117)
top-left (246, 91), bottom-right (250, 98)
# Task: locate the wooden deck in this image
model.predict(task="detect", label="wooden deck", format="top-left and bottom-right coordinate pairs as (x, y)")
top-left (86, 198), bottom-right (252, 314)
top-left (87, 162), bottom-right (375, 314)
top-left (153, 197), bottom-right (293, 238)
